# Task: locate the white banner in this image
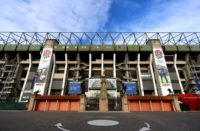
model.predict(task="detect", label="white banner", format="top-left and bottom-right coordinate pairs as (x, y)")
top-left (87, 90), bottom-right (119, 98)
top-left (88, 78), bottom-right (117, 90)
top-left (33, 48), bottom-right (53, 95)
top-left (153, 48), bottom-right (173, 96)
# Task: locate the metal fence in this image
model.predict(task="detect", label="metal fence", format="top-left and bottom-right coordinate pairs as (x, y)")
top-left (0, 32), bottom-right (200, 45)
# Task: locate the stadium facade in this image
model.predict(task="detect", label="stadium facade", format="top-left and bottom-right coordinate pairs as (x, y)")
top-left (0, 32), bottom-right (200, 112)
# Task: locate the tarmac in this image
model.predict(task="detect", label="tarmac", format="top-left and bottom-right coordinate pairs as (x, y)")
top-left (0, 110), bottom-right (200, 131)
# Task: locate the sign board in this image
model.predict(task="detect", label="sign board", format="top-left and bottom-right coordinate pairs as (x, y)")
top-left (124, 82), bottom-right (137, 95)
top-left (68, 82), bottom-right (81, 94)
top-left (87, 90), bottom-right (118, 98)
top-left (33, 48), bottom-right (53, 95)
top-left (88, 78), bottom-right (117, 90)
top-left (21, 90), bottom-right (33, 102)
top-left (153, 48), bottom-right (173, 96)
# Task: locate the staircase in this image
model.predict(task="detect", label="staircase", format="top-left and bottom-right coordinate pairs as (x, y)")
top-left (0, 56), bottom-right (5, 84)
top-left (0, 57), bottom-right (17, 101)
top-left (187, 55), bottom-right (200, 93)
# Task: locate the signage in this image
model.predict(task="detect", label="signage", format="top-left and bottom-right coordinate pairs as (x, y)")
top-left (68, 82), bottom-right (81, 94)
top-left (21, 90), bottom-right (33, 102)
top-left (153, 48), bottom-right (173, 96)
top-left (33, 48), bottom-right (53, 95)
top-left (87, 90), bottom-right (118, 98)
top-left (124, 82), bottom-right (137, 95)
top-left (88, 78), bottom-right (117, 90)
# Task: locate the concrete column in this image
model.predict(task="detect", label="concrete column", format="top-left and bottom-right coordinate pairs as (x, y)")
top-left (76, 53), bottom-right (80, 81)
top-left (197, 54), bottom-right (200, 64)
top-left (15, 53), bottom-right (21, 79)
top-left (113, 53), bottom-right (116, 78)
top-left (150, 54), bottom-right (158, 96)
top-left (61, 53), bottom-right (68, 95)
top-left (174, 54), bottom-right (185, 94)
top-left (48, 53), bottom-right (56, 95)
top-left (148, 39), bottom-right (173, 96)
top-left (28, 95), bottom-right (36, 111)
top-left (79, 94), bottom-right (86, 112)
top-left (101, 53), bottom-right (104, 76)
top-left (137, 54), bottom-right (144, 96)
top-left (89, 53), bottom-right (92, 78)
top-left (99, 75), bottom-right (108, 112)
top-left (122, 95), bottom-right (129, 112)
top-left (33, 39), bottom-right (58, 95)
top-left (4, 53), bottom-right (9, 65)
top-left (125, 53), bottom-right (130, 81)
top-left (173, 96), bottom-right (181, 112)
top-left (19, 53), bottom-right (32, 102)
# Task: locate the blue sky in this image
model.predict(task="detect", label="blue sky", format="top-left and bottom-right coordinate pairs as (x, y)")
top-left (0, 0), bottom-right (199, 32)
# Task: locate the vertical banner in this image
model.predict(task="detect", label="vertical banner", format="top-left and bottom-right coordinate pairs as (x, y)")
top-left (153, 48), bottom-right (173, 96)
top-left (33, 48), bottom-right (53, 95)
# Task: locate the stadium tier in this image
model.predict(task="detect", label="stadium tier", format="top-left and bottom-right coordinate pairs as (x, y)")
top-left (0, 32), bottom-right (200, 112)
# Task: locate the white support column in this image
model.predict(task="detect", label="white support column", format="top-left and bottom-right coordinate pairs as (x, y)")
top-left (113, 53), bottom-right (116, 78)
top-left (76, 53), bottom-right (80, 81)
top-left (125, 53), bottom-right (129, 81)
top-left (174, 53), bottom-right (185, 94)
top-left (48, 53), bottom-right (56, 95)
top-left (19, 53), bottom-right (32, 102)
top-left (113, 53), bottom-right (117, 98)
top-left (137, 54), bottom-right (144, 96)
top-left (150, 54), bottom-right (158, 96)
top-left (89, 53), bottom-right (92, 78)
top-left (101, 53), bottom-right (104, 76)
top-left (61, 53), bottom-right (68, 95)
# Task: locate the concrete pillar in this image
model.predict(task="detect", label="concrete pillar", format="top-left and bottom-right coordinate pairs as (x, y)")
top-left (79, 94), bottom-right (86, 112)
top-left (28, 95), bottom-right (36, 111)
top-left (99, 75), bottom-right (108, 112)
top-left (89, 53), bottom-right (92, 78)
top-left (125, 53), bottom-right (130, 81)
top-left (122, 95), bottom-right (129, 112)
top-left (197, 54), bottom-right (200, 64)
top-left (76, 53), bottom-right (80, 81)
top-left (148, 39), bottom-right (173, 96)
top-left (101, 53), bottom-right (104, 76)
top-left (19, 53), bottom-right (32, 102)
top-left (61, 53), bottom-right (68, 95)
top-left (48, 53), bottom-right (56, 95)
top-left (4, 53), bottom-right (9, 65)
top-left (113, 53), bottom-right (116, 78)
top-left (137, 54), bottom-right (144, 96)
top-left (150, 54), bottom-right (158, 96)
top-left (174, 54), bottom-right (185, 94)
top-left (33, 39), bottom-right (58, 95)
top-left (172, 96), bottom-right (181, 112)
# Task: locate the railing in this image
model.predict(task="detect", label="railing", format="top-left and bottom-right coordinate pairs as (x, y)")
top-left (0, 56), bottom-right (17, 100)
top-left (0, 32), bottom-right (200, 45)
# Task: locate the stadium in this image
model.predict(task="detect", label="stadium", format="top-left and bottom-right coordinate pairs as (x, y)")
top-left (0, 32), bottom-right (200, 112)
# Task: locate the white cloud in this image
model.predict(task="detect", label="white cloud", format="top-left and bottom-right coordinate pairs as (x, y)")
top-left (123, 0), bottom-right (200, 32)
top-left (0, 0), bottom-right (112, 32)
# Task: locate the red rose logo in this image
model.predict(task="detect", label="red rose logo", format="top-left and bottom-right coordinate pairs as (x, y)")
top-left (155, 50), bottom-right (162, 56)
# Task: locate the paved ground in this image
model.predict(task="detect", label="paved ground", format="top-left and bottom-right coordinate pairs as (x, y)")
top-left (0, 111), bottom-right (199, 131)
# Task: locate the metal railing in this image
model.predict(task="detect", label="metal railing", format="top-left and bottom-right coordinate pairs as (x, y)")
top-left (0, 32), bottom-right (200, 45)
top-left (0, 56), bottom-right (17, 100)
